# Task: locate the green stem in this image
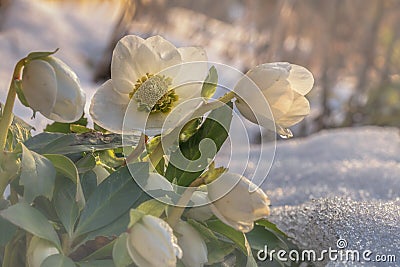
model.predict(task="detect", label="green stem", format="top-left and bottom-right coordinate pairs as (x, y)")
top-left (0, 59), bottom-right (25, 152)
top-left (166, 187), bottom-right (196, 228)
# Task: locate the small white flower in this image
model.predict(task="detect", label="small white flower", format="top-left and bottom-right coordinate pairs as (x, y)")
top-left (185, 191), bottom-right (213, 222)
top-left (234, 62), bottom-right (313, 135)
top-left (21, 56), bottom-right (85, 122)
top-left (90, 35), bottom-right (207, 135)
top-left (175, 221), bottom-right (208, 267)
top-left (26, 236), bottom-right (59, 267)
top-left (207, 173), bottom-right (270, 233)
top-left (126, 215), bottom-right (182, 267)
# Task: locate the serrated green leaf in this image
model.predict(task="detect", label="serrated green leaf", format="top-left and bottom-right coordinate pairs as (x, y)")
top-left (74, 164), bottom-right (146, 236)
top-left (44, 154), bottom-right (85, 209)
top-left (0, 203), bottom-right (61, 249)
top-left (165, 102), bottom-right (233, 186)
top-left (19, 143), bottom-right (56, 203)
top-left (41, 254), bottom-right (76, 267)
top-left (26, 49), bottom-right (59, 61)
top-left (53, 177), bottom-right (79, 237)
top-left (113, 233), bottom-right (133, 267)
top-left (201, 66), bottom-right (218, 99)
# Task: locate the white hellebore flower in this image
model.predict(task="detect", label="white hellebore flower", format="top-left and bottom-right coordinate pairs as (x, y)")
top-left (90, 35), bottom-right (207, 135)
top-left (27, 236), bottom-right (59, 267)
top-left (234, 62), bottom-right (314, 136)
top-left (208, 173), bottom-right (270, 233)
top-left (185, 191), bottom-right (213, 222)
top-left (175, 221), bottom-right (208, 267)
top-left (21, 56), bottom-right (85, 122)
top-left (126, 215), bottom-right (182, 267)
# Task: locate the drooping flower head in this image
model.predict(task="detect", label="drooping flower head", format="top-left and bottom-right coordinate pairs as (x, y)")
top-left (21, 56), bottom-right (85, 123)
top-left (234, 62), bottom-right (314, 137)
top-left (90, 35), bottom-right (207, 135)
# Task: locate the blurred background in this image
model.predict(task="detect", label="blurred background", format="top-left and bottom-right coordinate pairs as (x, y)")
top-left (1, 0), bottom-right (400, 138)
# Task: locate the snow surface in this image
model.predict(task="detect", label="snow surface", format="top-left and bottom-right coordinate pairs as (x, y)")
top-left (1, 1), bottom-right (399, 266)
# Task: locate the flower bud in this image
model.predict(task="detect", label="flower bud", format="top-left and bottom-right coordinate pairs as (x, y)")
top-left (27, 236), bottom-right (59, 267)
top-left (185, 191), bottom-right (213, 222)
top-left (207, 173), bottom-right (270, 233)
top-left (234, 62), bottom-right (313, 134)
top-left (126, 215), bottom-right (182, 267)
top-left (175, 221), bottom-right (208, 267)
top-left (21, 56), bottom-right (85, 123)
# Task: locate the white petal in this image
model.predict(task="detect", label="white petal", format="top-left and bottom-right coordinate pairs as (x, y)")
top-left (45, 57), bottom-right (85, 122)
top-left (144, 35), bottom-right (182, 73)
top-left (247, 62), bottom-right (290, 91)
top-left (89, 80), bottom-right (130, 134)
top-left (287, 64), bottom-right (314, 95)
top-left (209, 203), bottom-right (254, 233)
top-left (21, 59), bottom-right (57, 117)
top-left (111, 35), bottom-right (145, 94)
top-left (178, 46), bottom-right (207, 62)
top-left (276, 94), bottom-right (310, 128)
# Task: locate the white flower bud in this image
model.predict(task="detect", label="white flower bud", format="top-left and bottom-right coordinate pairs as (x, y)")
top-left (21, 56), bottom-right (85, 123)
top-left (126, 215), bottom-right (182, 267)
top-left (234, 62), bottom-right (313, 133)
top-left (27, 236), bottom-right (59, 267)
top-left (207, 173), bottom-right (270, 233)
top-left (175, 221), bottom-right (208, 267)
top-left (185, 191), bottom-right (213, 222)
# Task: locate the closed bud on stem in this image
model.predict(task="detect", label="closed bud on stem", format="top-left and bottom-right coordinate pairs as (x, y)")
top-left (126, 215), bottom-right (182, 267)
top-left (208, 173), bottom-right (270, 233)
top-left (175, 221), bottom-right (208, 267)
top-left (21, 56), bottom-right (85, 122)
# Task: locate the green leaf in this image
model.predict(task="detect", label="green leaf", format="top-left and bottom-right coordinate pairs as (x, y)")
top-left (0, 199), bottom-right (17, 245)
top-left (82, 240), bottom-right (115, 261)
top-left (0, 150), bottom-right (20, 193)
top-left (74, 164), bottom-right (146, 236)
top-left (14, 79), bottom-right (29, 107)
top-left (206, 219), bottom-right (247, 254)
top-left (201, 66), bottom-right (218, 99)
top-left (45, 116), bottom-right (88, 134)
top-left (136, 199), bottom-right (166, 217)
top-left (19, 143), bottom-right (56, 203)
top-left (244, 235), bottom-right (258, 267)
top-left (41, 254), bottom-right (76, 267)
top-left (80, 171), bottom-right (98, 200)
top-left (113, 233), bottom-right (133, 267)
top-left (76, 154), bottom-right (96, 174)
top-left (165, 102), bottom-right (233, 186)
top-left (26, 49), bottom-right (59, 61)
top-left (24, 132), bottom-right (140, 155)
top-left (0, 203), bottom-right (61, 249)
top-left (44, 154), bottom-right (85, 209)
top-left (53, 177), bottom-right (80, 237)
top-left (206, 241), bottom-right (235, 265)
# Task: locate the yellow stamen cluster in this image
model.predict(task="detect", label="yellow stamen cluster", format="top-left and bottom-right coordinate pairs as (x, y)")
top-left (129, 73), bottom-right (179, 114)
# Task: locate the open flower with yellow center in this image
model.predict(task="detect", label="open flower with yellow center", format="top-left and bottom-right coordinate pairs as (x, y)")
top-left (234, 62), bottom-right (314, 137)
top-left (90, 35), bottom-right (207, 135)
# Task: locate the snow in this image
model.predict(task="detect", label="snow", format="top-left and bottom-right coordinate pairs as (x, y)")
top-left (1, 1), bottom-right (399, 266)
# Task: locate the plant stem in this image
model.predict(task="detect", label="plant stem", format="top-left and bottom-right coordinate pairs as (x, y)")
top-left (0, 59), bottom-right (25, 152)
top-left (166, 187), bottom-right (196, 228)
